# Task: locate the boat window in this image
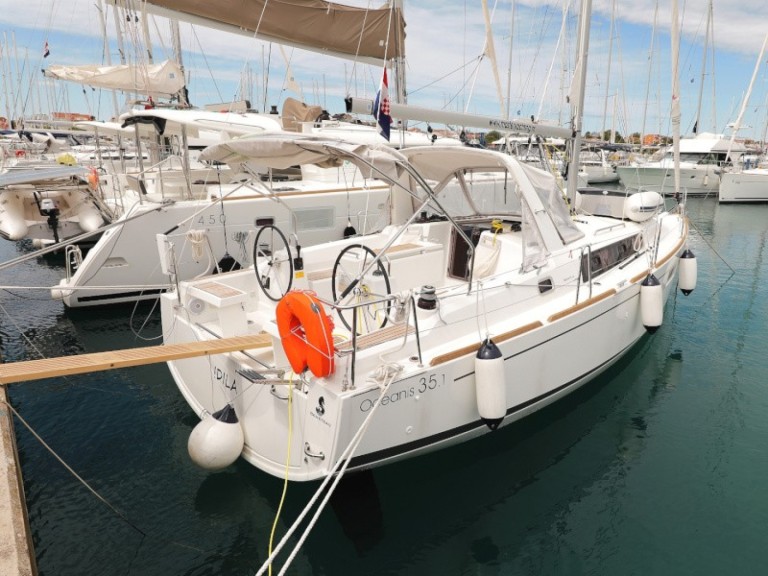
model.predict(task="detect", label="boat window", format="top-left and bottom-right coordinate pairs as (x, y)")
top-left (293, 207), bottom-right (335, 231)
top-left (580, 235), bottom-right (638, 281)
top-left (419, 168), bottom-right (523, 218)
top-left (679, 152), bottom-right (708, 163)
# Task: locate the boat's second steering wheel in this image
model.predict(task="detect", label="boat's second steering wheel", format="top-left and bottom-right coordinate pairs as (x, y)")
top-left (332, 244), bottom-right (391, 334)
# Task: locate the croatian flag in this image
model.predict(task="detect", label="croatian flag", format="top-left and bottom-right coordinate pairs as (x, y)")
top-left (43, 41), bottom-right (50, 58)
top-left (374, 68), bottom-right (392, 141)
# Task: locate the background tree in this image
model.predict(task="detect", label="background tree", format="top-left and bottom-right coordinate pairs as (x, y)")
top-left (485, 130), bottom-right (502, 145)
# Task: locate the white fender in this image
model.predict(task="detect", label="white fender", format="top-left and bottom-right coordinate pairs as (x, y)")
top-left (640, 273), bottom-right (663, 333)
top-left (188, 405), bottom-right (245, 470)
top-left (678, 249), bottom-right (697, 296)
top-left (474, 339), bottom-right (506, 430)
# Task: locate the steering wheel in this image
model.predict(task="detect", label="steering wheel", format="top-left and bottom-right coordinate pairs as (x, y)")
top-left (253, 224), bottom-right (293, 301)
top-left (331, 244), bottom-right (391, 334)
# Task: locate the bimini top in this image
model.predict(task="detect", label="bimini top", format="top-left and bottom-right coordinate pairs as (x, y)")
top-left (119, 108), bottom-right (284, 140)
top-left (199, 134), bottom-right (584, 249)
top-left (0, 165), bottom-right (90, 188)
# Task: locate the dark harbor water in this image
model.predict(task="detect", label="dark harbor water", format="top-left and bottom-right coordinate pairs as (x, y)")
top-left (2, 196), bottom-right (767, 575)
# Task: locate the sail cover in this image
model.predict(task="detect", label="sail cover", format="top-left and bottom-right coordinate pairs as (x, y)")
top-left (139, 0), bottom-right (405, 62)
top-left (43, 60), bottom-right (185, 97)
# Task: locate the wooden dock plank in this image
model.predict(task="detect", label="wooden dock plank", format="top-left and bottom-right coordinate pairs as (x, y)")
top-left (0, 334), bottom-right (272, 385)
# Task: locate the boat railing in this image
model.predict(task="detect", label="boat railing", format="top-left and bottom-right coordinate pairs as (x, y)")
top-left (128, 153), bottom-right (191, 201)
top-left (594, 221), bottom-right (627, 236)
top-left (310, 291), bottom-right (422, 390)
top-left (64, 244), bottom-right (83, 282)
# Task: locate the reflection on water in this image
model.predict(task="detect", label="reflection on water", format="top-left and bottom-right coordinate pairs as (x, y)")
top-left (3, 198), bottom-right (768, 575)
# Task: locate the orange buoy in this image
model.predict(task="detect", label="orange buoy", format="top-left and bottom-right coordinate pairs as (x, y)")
top-left (87, 168), bottom-right (99, 190)
top-left (276, 291), bottom-right (335, 377)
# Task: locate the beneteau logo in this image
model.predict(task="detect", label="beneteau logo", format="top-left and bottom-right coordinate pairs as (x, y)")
top-left (310, 396), bottom-right (332, 428)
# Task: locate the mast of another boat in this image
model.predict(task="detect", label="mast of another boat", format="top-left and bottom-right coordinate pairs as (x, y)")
top-left (169, 16), bottom-right (193, 194)
top-left (692, 0), bottom-right (712, 136)
top-left (670, 0), bottom-right (681, 200)
top-left (505, 0), bottom-right (516, 121)
top-left (639, 0), bottom-right (658, 155)
top-left (96, 0), bottom-right (120, 119)
top-left (341, 0), bottom-right (568, 140)
top-left (565, 0), bottom-right (592, 212)
top-left (388, 0), bottom-right (408, 148)
top-left (725, 33), bottom-right (768, 167)
top-left (600, 0), bottom-right (616, 139)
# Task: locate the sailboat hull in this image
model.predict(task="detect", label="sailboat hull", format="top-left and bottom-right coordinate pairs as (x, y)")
top-left (163, 209), bottom-right (686, 481)
top-left (53, 181), bottom-right (392, 307)
top-left (718, 169), bottom-right (768, 202)
top-left (617, 163), bottom-right (721, 196)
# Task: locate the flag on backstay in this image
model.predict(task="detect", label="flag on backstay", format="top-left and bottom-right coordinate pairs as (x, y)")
top-left (374, 68), bottom-right (392, 141)
top-left (43, 41), bottom-right (50, 58)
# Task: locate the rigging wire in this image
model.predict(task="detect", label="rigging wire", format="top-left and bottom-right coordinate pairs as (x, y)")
top-left (190, 25), bottom-right (225, 105)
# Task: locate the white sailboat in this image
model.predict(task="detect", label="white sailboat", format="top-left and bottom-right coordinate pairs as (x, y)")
top-left (159, 0), bottom-right (696, 483)
top-left (616, 132), bottom-right (746, 196)
top-left (50, 97), bottom-right (466, 308)
top-left (619, 1), bottom-right (743, 197)
top-left (50, 0), bottom-right (462, 308)
top-left (718, 34), bottom-right (768, 203)
top-left (161, 135), bottom-right (693, 481)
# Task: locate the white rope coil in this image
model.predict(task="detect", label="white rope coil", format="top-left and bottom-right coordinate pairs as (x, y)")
top-left (186, 229), bottom-right (209, 261)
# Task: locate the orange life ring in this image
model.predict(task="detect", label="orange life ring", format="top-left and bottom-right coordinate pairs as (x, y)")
top-left (276, 291), bottom-right (335, 377)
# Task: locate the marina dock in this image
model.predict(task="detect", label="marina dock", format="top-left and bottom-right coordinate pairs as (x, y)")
top-left (0, 384), bottom-right (36, 576)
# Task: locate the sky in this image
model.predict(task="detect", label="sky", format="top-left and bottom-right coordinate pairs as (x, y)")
top-left (1, 0), bottom-right (767, 141)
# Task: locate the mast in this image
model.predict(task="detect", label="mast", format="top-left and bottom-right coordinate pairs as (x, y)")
top-left (97, 0), bottom-right (120, 118)
top-left (112, 2), bottom-right (127, 65)
top-left (1, 35), bottom-right (10, 123)
top-left (140, 1), bottom-right (154, 64)
top-left (505, 0), bottom-right (515, 120)
top-left (639, 0), bottom-right (658, 154)
top-left (391, 0), bottom-right (406, 106)
top-left (693, 0), bottom-right (712, 134)
top-left (600, 0), bottom-right (616, 139)
top-left (536, 1), bottom-right (568, 124)
top-left (170, 18), bottom-right (189, 106)
top-left (726, 33), bottom-right (768, 163)
top-left (708, 5), bottom-right (717, 133)
top-left (565, 0), bottom-right (592, 211)
top-left (671, 0), bottom-right (681, 197)
top-left (12, 32), bottom-right (20, 125)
